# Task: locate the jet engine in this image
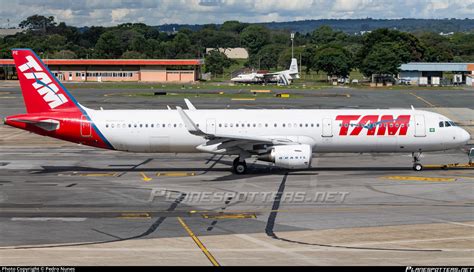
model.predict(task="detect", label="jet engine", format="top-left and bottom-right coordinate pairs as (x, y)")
top-left (258, 144), bottom-right (312, 169)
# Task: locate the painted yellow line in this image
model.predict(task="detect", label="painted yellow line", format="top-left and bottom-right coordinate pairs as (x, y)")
top-left (140, 172), bottom-right (152, 182)
top-left (157, 172), bottom-right (196, 177)
top-left (383, 176), bottom-right (456, 182)
top-left (231, 98), bottom-right (255, 101)
top-left (409, 92), bottom-right (437, 107)
top-left (177, 217), bottom-right (220, 266)
top-left (118, 212), bottom-right (151, 219)
top-left (201, 213), bottom-right (257, 219)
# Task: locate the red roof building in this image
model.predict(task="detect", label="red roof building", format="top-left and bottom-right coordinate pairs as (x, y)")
top-left (0, 59), bottom-right (204, 82)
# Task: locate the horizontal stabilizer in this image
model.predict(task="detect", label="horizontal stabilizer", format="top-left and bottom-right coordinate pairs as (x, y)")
top-left (10, 118), bottom-right (60, 131)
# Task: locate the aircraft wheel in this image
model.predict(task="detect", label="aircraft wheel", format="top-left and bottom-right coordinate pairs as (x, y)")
top-left (413, 163), bottom-right (423, 171)
top-left (233, 160), bottom-right (247, 175)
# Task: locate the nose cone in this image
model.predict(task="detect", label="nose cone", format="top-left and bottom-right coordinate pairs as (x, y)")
top-left (460, 128), bottom-right (471, 144)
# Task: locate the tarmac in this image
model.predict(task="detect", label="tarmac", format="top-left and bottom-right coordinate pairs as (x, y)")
top-left (0, 82), bottom-right (473, 265)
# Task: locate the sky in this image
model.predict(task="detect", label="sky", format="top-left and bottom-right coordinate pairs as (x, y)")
top-left (0, 0), bottom-right (473, 27)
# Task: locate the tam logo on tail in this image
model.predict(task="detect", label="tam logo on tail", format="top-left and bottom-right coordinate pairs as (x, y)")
top-left (16, 53), bottom-right (68, 109)
top-left (12, 49), bottom-right (78, 113)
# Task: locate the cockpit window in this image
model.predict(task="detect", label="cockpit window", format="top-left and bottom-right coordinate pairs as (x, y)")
top-left (444, 121), bottom-right (451, 127)
top-left (449, 121), bottom-right (456, 126)
top-left (439, 121), bottom-right (444, 128)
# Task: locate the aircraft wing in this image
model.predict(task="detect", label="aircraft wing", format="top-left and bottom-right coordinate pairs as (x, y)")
top-left (176, 106), bottom-right (294, 150)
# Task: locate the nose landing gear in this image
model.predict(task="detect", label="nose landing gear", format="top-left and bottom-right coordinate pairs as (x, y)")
top-left (412, 152), bottom-right (423, 171)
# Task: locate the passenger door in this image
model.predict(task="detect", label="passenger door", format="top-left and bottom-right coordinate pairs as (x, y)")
top-left (414, 115), bottom-right (426, 137)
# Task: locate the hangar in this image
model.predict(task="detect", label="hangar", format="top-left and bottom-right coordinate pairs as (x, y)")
top-left (0, 58), bottom-right (204, 83)
top-left (399, 62), bottom-right (474, 86)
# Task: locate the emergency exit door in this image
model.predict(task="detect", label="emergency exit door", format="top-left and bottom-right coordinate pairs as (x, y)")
top-left (322, 118), bottom-right (333, 137)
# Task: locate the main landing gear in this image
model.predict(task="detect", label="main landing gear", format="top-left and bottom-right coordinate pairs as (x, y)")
top-left (233, 157), bottom-right (248, 175)
top-left (412, 152), bottom-right (423, 171)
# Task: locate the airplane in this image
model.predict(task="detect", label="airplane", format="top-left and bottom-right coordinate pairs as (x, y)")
top-left (3, 49), bottom-right (471, 174)
top-left (231, 58), bottom-right (300, 86)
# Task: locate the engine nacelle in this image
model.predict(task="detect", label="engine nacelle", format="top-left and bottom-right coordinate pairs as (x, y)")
top-left (258, 144), bottom-right (312, 169)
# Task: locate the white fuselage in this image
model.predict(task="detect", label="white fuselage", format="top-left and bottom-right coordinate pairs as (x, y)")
top-left (85, 108), bottom-right (470, 154)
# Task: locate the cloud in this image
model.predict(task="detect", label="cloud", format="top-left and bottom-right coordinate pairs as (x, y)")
top-left (0, 0), bottom-right (472, 27)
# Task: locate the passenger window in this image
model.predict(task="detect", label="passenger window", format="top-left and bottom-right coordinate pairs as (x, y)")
top-left (439, 121), bottom-right (444, 128)
top-left (128, 124), bottom-right (131, 128)
top-left (274, 123), bottom-right (277, 127)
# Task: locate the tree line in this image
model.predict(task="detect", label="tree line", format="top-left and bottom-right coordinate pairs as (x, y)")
top-left (1, 15), bottom-right (474, 79)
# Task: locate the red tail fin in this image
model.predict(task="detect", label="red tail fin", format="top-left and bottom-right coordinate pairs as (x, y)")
top-left (12, 49), bottom-right (79, 113)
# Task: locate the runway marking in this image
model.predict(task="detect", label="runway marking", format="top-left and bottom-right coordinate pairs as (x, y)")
top-left (201, 213), bottom-right (257, 219)
top-left (427, 218), bottom-right (474, 228)
top-left (345, 236), bottom-right (474, 247)
top-left (140, 172), bottom-right (152, 182)
top-left (425, 164), bottom-right (474, 169)
top-left (75, 172), bottom-right (119, 177)
top-left (118, 213), bottom-right (151, 219)
top-left (231, 98), bottom-right (255, 101)
top-left (11, 217), bottom-right (87, 222)
top-left (383, 176), bottom-right (456, 182)
top-left (409, 92), bottom-right (437, 107)
top-left (157, 172), bottom-right (196, 177)
top-left (250, 89), bottom-right (271, 93)
top-left (177, 217), bottom-right (220, 266)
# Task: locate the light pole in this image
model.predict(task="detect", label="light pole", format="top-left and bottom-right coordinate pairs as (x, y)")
top-left (290, 32), bottom-right (295, 59)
